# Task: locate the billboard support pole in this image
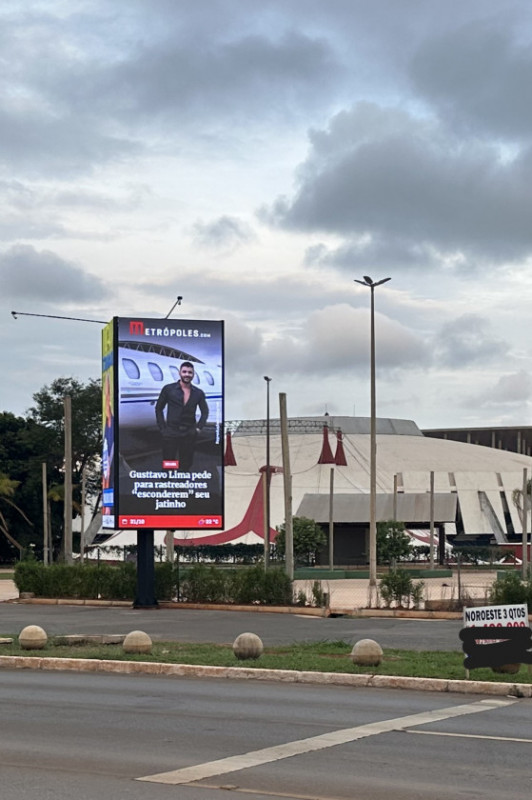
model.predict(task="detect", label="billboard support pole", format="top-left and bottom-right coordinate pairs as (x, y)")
top-left (134, 529), bottom-right (158, 608)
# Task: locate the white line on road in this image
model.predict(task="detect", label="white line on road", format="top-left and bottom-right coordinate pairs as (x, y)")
top-left (137, 698), bottom-right (515, 785)
top-left (407, 729), bottom-right (532, 744)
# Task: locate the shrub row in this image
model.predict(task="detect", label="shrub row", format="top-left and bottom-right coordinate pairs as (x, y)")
top-left (14, 561), bottom-right (138, 600)
top-left (14, 561), bottom-right (293, 605)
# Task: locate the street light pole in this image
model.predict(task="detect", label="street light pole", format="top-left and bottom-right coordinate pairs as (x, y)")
top-left (354, 275), bottom-right (391, 605)
top-left (264, 376), bottom-right (272, 569)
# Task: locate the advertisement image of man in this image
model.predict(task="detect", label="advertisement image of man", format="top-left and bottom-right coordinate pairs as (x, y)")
top-left (155, 362), bottom-right (209, 470)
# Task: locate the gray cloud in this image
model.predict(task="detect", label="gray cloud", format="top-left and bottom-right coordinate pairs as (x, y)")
top-left (489, 371), bottom-right (532, 403)
top-left (261, 305), bottom-right (429, 376)
top-left (0, 245), bottom-right (105, 302)
top-left (191, 216), bottom-right (257, 250)
top-left (265, 103), bottom-right (532, 268)
top-left (411, 19), bottom-right (532, 141)
top-left (460, 371), bottom-right (532, 415)
top-left (434, 314), bottom-right (509, 367)
top-left (305, 237), bottom-right (444, 273)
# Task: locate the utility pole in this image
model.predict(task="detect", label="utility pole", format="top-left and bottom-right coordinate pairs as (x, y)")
top-left (63, 395), bottom-right (73, 564)
top-left (42, 462), bottom-right (49, 565)
top-left (279, 393), bottom-right (293, 580)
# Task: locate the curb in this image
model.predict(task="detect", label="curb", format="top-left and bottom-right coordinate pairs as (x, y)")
top-left (5, 598), bottom-right (460, 619)
top-left (0, 654), bottom-right (530, 697)
top-left (7, 598), bottom-right (327, 616)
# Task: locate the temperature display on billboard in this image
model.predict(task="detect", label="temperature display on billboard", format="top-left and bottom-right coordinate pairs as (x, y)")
top-left (102, 317), bottom-right (224, 530)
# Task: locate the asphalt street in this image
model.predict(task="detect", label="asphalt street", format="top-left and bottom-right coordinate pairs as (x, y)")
top-left (1, 670), bottom-right (530, 800)
top-left (0, 602), bottom-right (464, 650)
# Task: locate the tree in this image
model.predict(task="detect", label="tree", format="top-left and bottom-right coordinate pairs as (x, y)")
top-left (28, 377), bottom-right (103, 559)
top-left (0, 412), bottom-right (55, 561)
top-left (377, 520), bottom-right (412, 567)
top-left (29, 377), bottom-right (102, 503)
top-left (275, 516), bottom-right (327, 566)
top-left (0, 472), bottom-right (32, 556)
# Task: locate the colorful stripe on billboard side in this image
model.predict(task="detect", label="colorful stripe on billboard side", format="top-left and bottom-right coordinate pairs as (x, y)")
top-left (101, 319), bottom-right (117, 529)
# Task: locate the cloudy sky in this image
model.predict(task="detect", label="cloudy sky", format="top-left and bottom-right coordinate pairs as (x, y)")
top-left (2, 0), bottom-right (532, 428)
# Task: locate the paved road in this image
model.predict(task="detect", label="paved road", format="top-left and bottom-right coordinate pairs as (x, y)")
top-left (0, 601), bottom-right (464, 650)
top-left (1, 670), bottom-right (530, 799)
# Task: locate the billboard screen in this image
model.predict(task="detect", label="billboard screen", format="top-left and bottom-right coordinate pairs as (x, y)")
top-left (102, 317), bottom-right (224, 530)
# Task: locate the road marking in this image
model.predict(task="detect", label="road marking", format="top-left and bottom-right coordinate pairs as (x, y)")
top-left (137, 698), bottom-right (515, 785)
top-left (407, 729), bottom-right (532, 744)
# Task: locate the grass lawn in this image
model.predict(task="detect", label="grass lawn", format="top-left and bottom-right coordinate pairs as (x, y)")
top-left (0, 572), bottom-right (15, 580)
top-left (1, 637), bottom-right (531, 684)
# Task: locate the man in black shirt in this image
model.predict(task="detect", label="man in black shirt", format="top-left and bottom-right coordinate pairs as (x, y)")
top-left (155, 362), bottom-right (209, 470)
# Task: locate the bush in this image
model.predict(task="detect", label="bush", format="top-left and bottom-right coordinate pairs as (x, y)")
top-left (489, 571), bottom-right (532, 606)
top-left (379, 569), bottom-right (424, 609)
top-left (154, 562), bottom-right (176, 601)
top-left (180, 564), bottom-right (229, 603)
top-left (14, 562), bottom-right (137, 600)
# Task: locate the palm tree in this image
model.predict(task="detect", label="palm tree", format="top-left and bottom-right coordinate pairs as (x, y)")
top-left (0, 472), bottom-right (32, 554)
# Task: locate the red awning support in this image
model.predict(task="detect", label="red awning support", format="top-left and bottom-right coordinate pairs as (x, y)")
top-left (224, 430), bottom-right (237, 466)
top-left (335, 429), bottom-right (347, 466)
top-left (318, 425), bottom-right (335, 464)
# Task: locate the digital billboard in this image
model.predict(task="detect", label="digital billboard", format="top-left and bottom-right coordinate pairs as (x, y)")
top-left (102, 317), bottom-right (224, 530)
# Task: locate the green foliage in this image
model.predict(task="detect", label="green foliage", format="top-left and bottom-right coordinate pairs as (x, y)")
top-left (275, 517), bottom-right (327, 565)
top-left (14, 561), bottom-right (293, 605)
top-left (224, 565), bottom-right (292, 606)
top-left (181, 564), bottom-right (229, 603)
top-left (489, 571), bottom-right (532, 606)
top-left (379, 569), bottom-right (425, 609)
top-left (377, 520), bottom-right (412, 566)
top-left (296, 589), bottom-right (307, 606)
top-left (29, 376), bottom-right (102, 502)
top-left (0, 413), bottom-right (55, 561)
top-left (14, 561), bottom-right (137, 600)
top-left (154, 562), bottom-right (175, 600)
top-left (175, 543), bottom-right (263, 564)
top-left (311, 580), bottom-right (326, 608)
top-left (0, 378), bottom-right (102, 564)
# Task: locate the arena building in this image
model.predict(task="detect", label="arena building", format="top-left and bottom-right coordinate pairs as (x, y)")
top-left (174, 415), bottom-right (532, 562)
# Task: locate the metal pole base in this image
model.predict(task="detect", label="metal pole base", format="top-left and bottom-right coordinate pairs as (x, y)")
top-left (134, 529), bottom-right (159, 608)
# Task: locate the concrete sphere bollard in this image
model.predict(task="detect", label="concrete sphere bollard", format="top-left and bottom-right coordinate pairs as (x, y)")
top-left (350, 638), bottom-right (383, 667)
top-left (123, 630), bottom-right (153, 655)
top-left (233, 632), bottom-right (264, 660)
top-left (19, 625), bottom-right (48, 650)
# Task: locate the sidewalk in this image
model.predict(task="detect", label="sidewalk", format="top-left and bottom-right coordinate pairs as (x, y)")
top-left (0, 580), bottom-right (18, 602)
top-left (294, 571), bottom-right (497, 613)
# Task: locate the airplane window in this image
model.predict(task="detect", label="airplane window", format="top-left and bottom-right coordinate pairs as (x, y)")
top-left (122, 358), bottom-right (140, 379)
top-left (193, 372), bottom-right (200, 385)
top-left (148, 361), bottom-right (164, 381)
top-left (170, 366), bottom-right (180, 381)
top-left (203, 370), bottom-right (215, 386)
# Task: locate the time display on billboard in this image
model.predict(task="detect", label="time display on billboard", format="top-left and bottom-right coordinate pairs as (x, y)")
top-left (102, 317), bottom-right (224, 530)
